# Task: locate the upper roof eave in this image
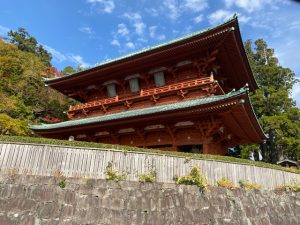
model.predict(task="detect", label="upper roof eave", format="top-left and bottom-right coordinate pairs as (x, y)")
top-left (44, 15), bottom-right (243, 85)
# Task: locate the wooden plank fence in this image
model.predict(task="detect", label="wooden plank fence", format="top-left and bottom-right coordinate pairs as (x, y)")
top-left (0, 142), bottom-right (299, 189)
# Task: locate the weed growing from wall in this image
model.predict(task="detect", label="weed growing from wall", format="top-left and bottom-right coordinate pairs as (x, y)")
top-left (52, 169), bottom-right (66, 188)
top-left (58, 178), bottom-right (66, 188)
top-left (105, 162), bottom-right (127, 181)
top-left (138, 170), bottom-right (156, 183)
top-left (275, 179), bottom-right (300, 192)
top-left (175, 166), bottom-right (209, 191)
top-left (239, 180), bottom-right (262, 190)
top-left (217, 178), bottom-right (237, 190)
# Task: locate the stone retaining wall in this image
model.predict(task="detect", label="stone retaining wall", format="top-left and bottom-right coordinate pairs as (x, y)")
top-left (0, 175), bottom-right (299, 225)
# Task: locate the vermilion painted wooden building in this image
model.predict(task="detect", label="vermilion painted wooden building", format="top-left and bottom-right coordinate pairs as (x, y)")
top-left (31, 17), bottom-right (265, 155)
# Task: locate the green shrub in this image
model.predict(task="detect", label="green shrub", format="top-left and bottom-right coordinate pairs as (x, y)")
top-left (138, 170), bottom-right (156, 183)
top-left (239, 180), bottom-right (262, 190)
top-left (217, 178), bottom-right (237, 190)
top-left (105, 162), bottom-right (127, 181)
top-left (175, 166), bottom-right (209, 191)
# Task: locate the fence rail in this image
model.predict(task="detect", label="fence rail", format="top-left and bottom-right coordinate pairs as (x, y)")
top-left (0, 142), bottom-right (298, 188)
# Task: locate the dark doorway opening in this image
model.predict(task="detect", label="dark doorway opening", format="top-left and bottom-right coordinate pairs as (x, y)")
top-left (147, 144), bottom-right (172, 149)
top-left (177, 145), bottom-right (203, 153)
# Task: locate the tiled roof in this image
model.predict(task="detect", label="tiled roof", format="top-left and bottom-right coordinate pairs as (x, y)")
top-left (44, 15), bottom-right (237, 83)
top-left (30, 87), bottom-right (247, 131)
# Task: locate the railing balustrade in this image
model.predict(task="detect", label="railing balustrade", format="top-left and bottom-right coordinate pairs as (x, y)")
top-left (68, 76), bottom-right (216, 113)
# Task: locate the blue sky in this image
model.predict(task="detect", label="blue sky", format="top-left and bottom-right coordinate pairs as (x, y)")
top-left (0, 0), bottom-right (299, 106)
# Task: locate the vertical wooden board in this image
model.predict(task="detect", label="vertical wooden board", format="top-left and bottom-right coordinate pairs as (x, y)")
top-left (23, 145), bottom-right (33, 172)
top-left (61, 148), bottom-right (70, 175)
top-left (86, 150), bottom-right (93, 175)
top-left (81, 149), bottom-right (88, 175)
top-left (0, 144), bottom-right (9, 168)
top-left (45, 146), bottom-right (54, 172)
top-left (74, 150), bottom-right (82, 177)
top-left (69, 149), bottom-right (76, 175)
top-left (94, 150), bottom-right (102, 178)
top-left (32, 146), bottom-right (43, 175)
top-left (89, 150), bottom-right (96, 177)
top-left (6, 143), bottom-right (16, 168)
top-left (0, 143), bottom-right (6, 167)
top-left (11, 144), bottom-right (21, 169)
top-left (18, 144), bottom-right (29, 173)
top-left (54, 147), bottom-right (63, 170)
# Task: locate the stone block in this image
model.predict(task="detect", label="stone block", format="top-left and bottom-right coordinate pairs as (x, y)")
top-left (37, 202), bottom-right (61, 219)
top-left (18, 215), bottom-right (36, 225)
top-left (28, 185), bottom-right (57, 201)
top-left (61, 204), bottom-right (75, 219)
top-left (0, 214), bottom-right (15, 225)
top-left (62, 190), bottom-right (76, 204)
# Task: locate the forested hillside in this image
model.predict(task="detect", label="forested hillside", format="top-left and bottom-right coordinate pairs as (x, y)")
top-left (0, 29), bottom-right (71, 136)
top-left (0, 29), bottom-right (299, 163)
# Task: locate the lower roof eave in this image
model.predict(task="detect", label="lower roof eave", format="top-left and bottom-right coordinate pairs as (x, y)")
top-left (30, 87), bottom-right (265, 142)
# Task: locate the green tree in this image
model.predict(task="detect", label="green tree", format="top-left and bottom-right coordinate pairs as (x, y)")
top-left (242, 39), bottom-right (300, 162)
top-left (7, 28), bottom-right (52, 66)
top-left (62, 66), bottom-right (76, 75)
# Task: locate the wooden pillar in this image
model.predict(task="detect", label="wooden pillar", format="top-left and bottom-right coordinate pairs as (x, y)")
top-left (203, 137), bottom-right (226, 155)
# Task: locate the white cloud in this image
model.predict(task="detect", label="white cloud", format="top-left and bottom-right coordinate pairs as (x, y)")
top-left (110, 39), bottom-right (120, 47)
top-left (183, 0), bottom-right (208, 12)
top-left (117, 23), bottom-right (129, 36)
top-left (125, 42), bottom-right (135, 49)
top-left (224, 0), bottom-right (273, 13)
top-left (44, 45), bottom-right (67, 63)
top-left (149, 26), bottom-right (166, 41)
top-left (161, 0), bottom-right (208, 21)
top-left (0, 25), bottom-right (10, 36)
top-left (163, 0), bottom-right (180, 21)
top-left (79, 26), bottom-right (93, 34)
top-left (44, 45), bottom-right (91, 68)
top-left (124, 13), bottom-right (146, 36)
top-left (289, 20), bottom-right (300, 31)
top-left (208, 9), bottom-right (233, 25)
top-left (87, 0), bottom-right (115, 13)
top-left (69, 55), bottom-right (91, 68)
top-left (193, 14), bottom-right (204, 23)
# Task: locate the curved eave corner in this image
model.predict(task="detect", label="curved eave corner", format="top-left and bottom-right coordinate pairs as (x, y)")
top-left (231, 17), bottom-right (259, 91)
top-left (244, 92), bottom-right (266, 140)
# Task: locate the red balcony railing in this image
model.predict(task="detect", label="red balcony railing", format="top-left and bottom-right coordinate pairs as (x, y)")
top-left (140, 76), bottom-right (213, 97)
top-left (68, 75), bottom-right (218, 115)
top-left (69, 96), bottom-right (119, 111)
